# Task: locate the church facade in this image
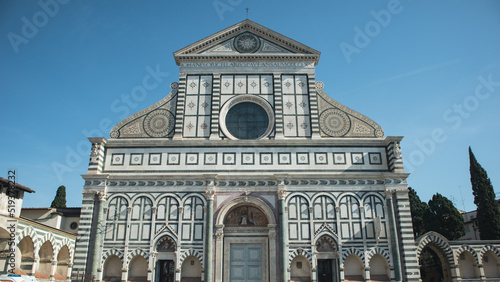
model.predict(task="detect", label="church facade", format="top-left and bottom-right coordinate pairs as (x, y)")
top-left (73, 20), bottom-right (420, 282)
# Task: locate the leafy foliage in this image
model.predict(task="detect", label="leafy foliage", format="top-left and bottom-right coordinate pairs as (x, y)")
top-left (51, 185), bottom-right (67, 208)
top-left (423, 193), bottom-right (465, 240)
top-left (469, 147), bottom-right (500, 240)
top-left (408, 187), bottom-right (428, 238)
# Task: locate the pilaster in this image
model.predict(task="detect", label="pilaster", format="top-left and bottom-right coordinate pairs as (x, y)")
top-left (205, 183), bottom-right (215, 282)
top-left (90, 192), bottom-right (107, 280)
top-left (277, 180), bottom-right (288, 282)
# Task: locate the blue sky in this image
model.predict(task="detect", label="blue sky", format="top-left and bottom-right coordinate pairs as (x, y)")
top-left (1, 0), bottom-right (499, 211)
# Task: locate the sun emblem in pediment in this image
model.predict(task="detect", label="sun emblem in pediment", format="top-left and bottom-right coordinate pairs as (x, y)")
top-left (233, 32), bottom-right (261, 53)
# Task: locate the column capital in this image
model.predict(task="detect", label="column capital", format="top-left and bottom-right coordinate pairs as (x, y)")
top-left (97, 191), bottom-right (107, 201)
top-left (277, 189), bottom-right (287, 200)
top-left (206, 189), bottom-right (216, 200)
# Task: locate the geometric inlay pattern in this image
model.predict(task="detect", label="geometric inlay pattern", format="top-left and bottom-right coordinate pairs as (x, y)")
top-left (319, 108), bottom-right (351, 137)
top-left (143, 109), bottom-right (175, 137)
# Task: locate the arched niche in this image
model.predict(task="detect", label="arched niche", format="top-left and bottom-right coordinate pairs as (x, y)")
top-left (290, 255), bottom-right (312, 282)
top-left (128, 255), bottom-right (148, 282)
top-left (16, 236), bottom-right (34, 274)
top-left (483, 251), bottom-right (500, 279)
top-left (56, 245), bottom-right (70, 279)
top-left (103, 255), bottom-right (122, 282)
top-left (369, 254), bottom-right (390, 281)
top-left (343, 254), bottom-right (364, 281)
top-left (181, 255), bottom-right (202, 282)
top-left (37, 241), bottom-right (53, 278)
top-left (458, 251), bottom-right (479, 279)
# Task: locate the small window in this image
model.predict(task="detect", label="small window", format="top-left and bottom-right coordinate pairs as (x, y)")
top-left (70, 222), bottom-right (78, 229)
top-left (297, 262), bottom-right (302, 269)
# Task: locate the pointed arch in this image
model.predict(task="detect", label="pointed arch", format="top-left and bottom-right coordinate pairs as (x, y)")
top-left (342, 247), bottom-right (364, 263)
top-left (101, 248), bottom-right (124, 265)
top-left (16, 226), bottom-right (37, 244)
top-left (288, 249), bottom-right (313, 267)
top-left (456, 245), bottom-right (479, 265)
top-left (366, 247), bottom-right (391, 264)
top-left (127, 249), bottom-right (150, 265)
top-left (314, 227), bottom-right (339, 242)
top-left (102, 255), bottom-right (123, 282)
top-left (479, 244), bottom-right (500, 261)
top-left (179, 249), bottom-right (204, 268)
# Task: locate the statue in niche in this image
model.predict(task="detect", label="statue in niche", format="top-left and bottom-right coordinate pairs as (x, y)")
top-left (224, 205), bottom-right (268, 226)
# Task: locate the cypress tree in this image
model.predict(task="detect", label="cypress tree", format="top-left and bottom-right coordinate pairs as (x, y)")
top-left (51, 185), bottom-right (67, 208)
top-left (408, 187), bottom-right (428, 238)
top-left (423, 193), bottom-right (465, 240)
top-left (469, 147), bottom-right (500, 240)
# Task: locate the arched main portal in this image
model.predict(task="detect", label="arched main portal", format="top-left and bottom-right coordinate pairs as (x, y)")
top-left (215, 196), bottom-right (277, 282)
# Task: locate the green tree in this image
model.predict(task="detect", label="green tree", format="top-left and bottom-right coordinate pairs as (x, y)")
top-left (51, 185), bottom-right (67, 208)
top-left (408, 187), bottom-right (428, 238)
top-left (423, 193), bottom-right (465, 240)
top-left (469, 147), bottom-right (500, 240)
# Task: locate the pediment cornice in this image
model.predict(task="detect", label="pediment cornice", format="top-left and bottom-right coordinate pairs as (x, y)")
top-left (173, 19), bottom-right (320, 65)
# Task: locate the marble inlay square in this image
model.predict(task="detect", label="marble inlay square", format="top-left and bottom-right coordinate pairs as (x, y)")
top-left (241, 153), bottom-right (254, 165)
top-left (186, 75), bottom-right (199, 94)
top-left (333, 153), bottom-right (346, 165)
top-left (295, 75), bottom-right (308, 94)
top-left (148, 153), bottom-right (162, 165)
top-left (296, 115), bottom-right (311, 137)
top-left (167, 153), bottom-right (180, 165)
top-left (260, 153), bottom-right (273, 165)
top-left (369, 152), bottom-right (382, 165)
top-left (111, 153), bottom-right (124, 165)
top-left (199, 75), bottom-right (212, 94)
top-left (261, 75), bottom-right (273, 94)
top-left (221, 75), bottom-right (233, 94)
top-left (234, 75), bottom-right (246, 94)
top-left (278, 153), bottom-right (291, 165)
top-left (186, 153), bottom-right (199, 165)
top-left (223, 153), bottom-right (236, 165)
top-left (282, 75), bottom-right (294, 94)
top-left (315, 153), bottom-right (328, 165)
top-left (130, 153), bottom-right (143, 165)
top-left (247, 75), bottom-right (260, 94)
top-left (204, 153), bottom-right (217, 165)
top-left (351, 152), bottom-right (365, 165)
top-left (296, 153), bottom-right (309, 165)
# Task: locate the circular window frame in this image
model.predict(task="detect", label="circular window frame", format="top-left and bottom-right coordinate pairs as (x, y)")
top-left (219, 95), bottom-right (275, 140)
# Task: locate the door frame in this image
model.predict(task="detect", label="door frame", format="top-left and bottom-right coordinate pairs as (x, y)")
top-left (215, 196), bottom-right (277, 282)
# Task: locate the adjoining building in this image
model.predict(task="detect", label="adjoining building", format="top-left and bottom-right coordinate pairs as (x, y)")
top-left (0, 177), bottom-right (79, 281)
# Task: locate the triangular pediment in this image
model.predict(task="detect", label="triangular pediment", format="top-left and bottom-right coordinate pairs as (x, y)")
top-left (173, 19), bottom-right (320, 65)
